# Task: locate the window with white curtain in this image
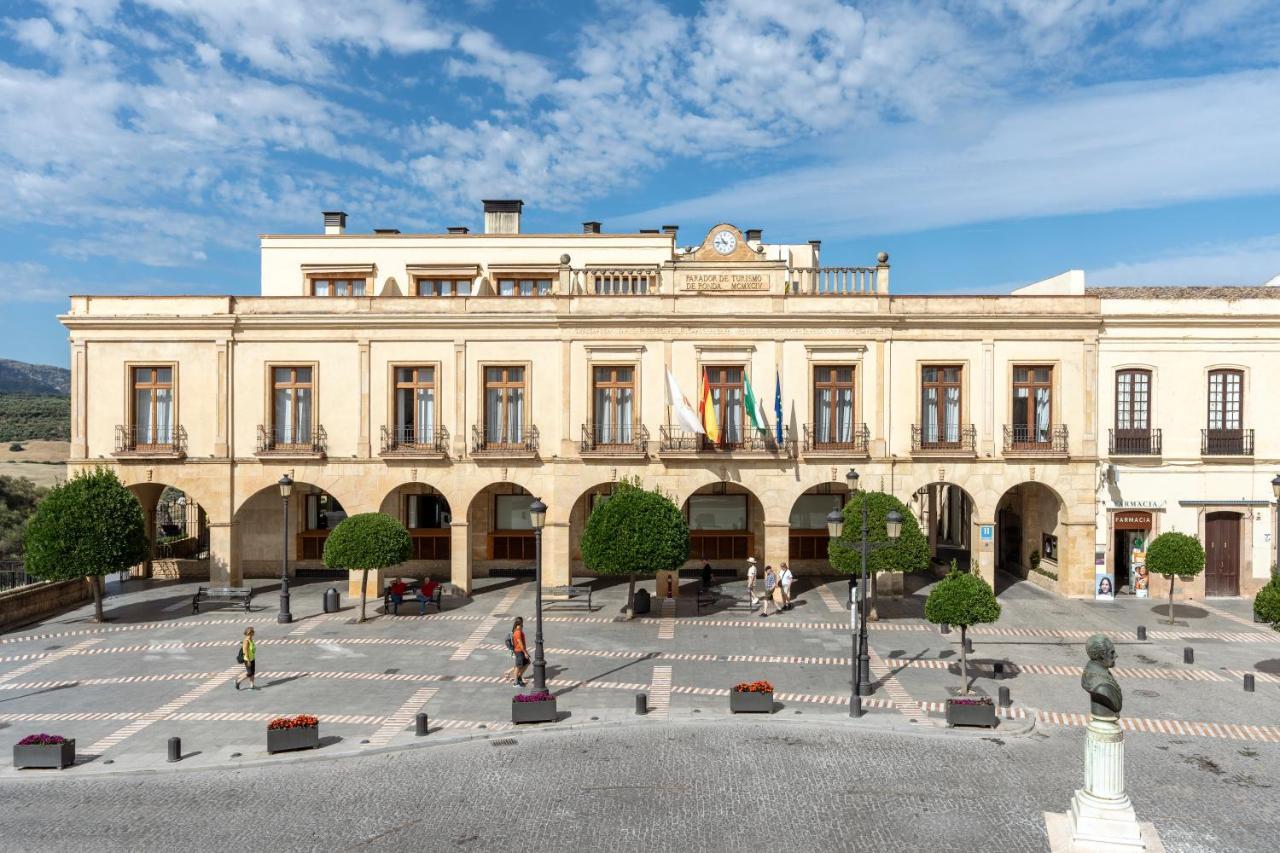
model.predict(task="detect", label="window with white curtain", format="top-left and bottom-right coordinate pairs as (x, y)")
top-left (813, 366), bottom-right (855, 445)
top-left (132, 366), bottom-right (173, 445)
top-left (394, 366), bottom-right (435, 443)
top-left (484, 366), bottom-right (525, 444)
top-left (920, 366), bottom-right (962, 446)
top-left (592, 365), bottom-right (634, 443)
top-left (1012, 366), bottom-right (1052, 444)
top-left (272, 366), bottom-right (313, 444)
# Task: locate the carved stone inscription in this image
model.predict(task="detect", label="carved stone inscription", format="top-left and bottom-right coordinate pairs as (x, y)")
top-left (682, 272), bottom-right (769, 291)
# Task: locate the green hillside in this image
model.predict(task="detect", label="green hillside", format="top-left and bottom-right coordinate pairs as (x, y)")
top-left (0, 394), bottom-right (71, 442)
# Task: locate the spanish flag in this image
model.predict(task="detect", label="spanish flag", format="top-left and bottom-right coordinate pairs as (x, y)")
top-left (699, 368), bottom-right (720, 443)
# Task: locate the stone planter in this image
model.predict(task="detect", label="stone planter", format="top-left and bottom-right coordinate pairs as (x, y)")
top-left (266, 725), bottom-right (320, 754)
top-left (13, 739), bottom-right (75, 769)
top-left (511, 697), bottom-right (557, 724)
top-left (945, 698), bottom-right (997, 728)
top-left (730, 690), bottom-right (774, 714)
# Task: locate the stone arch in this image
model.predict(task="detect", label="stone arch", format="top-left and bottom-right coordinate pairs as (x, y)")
top-left (467, 481), bottom-right (538, 576)
top-left (378, 482), bottom-right (454, 578)
top-left (232, 480), bottom-right (350, 579)
top-left (785, 480), bottom-right (854, 573)
top-left (908, 481), bottom-right (978, 571)
top-left (681, 481), bottom-right (768, 572)
top-left (995, 481), bottom-right (1068, 592)
top-left (124, 481), bottom-right (209, 580)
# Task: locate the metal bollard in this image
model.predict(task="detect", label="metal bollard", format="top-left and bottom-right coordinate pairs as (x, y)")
top-left (167, 736), bottom-right (181, 763)
top-left (1183, 647), bottom-right (1194, 664)
top-left (998, 686), bottom-right (1011, 708)
top-left (1136, 626), bottom-right (1147, 641)
top-left (635, 693), bottom-right (647, 715)
top-left (993, 661), bottom-right (1004, 675)
top-left (415, 712), bottom-right (428, 736)
top-left (1244, 673), bottom-right (1255, 693)
top-left (964, 637), bottom-right (974, 654)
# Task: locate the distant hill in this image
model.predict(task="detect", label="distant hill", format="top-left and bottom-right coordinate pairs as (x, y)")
top-left (0, 359), bottom-right (70, 395)
top-left (0, 395), bottom-right (70, 441)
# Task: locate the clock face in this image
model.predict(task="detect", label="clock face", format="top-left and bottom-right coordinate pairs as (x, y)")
top-left (712, 230), bottom-right (737, 255)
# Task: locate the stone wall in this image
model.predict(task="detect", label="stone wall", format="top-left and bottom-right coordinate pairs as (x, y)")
top-left (0, 579), bottom-right (92, 632)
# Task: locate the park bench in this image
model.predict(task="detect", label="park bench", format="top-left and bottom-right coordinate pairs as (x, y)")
top-left (192, 586), bottom-right (252, 613)
top-left (543, 584), bottom-right (593, 611)
top-left (384, 584), bottom-right (443, 615)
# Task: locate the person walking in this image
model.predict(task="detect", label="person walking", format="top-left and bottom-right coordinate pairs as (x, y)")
top-left (779, 562), bottom-right (795, 611)
top-left (745, 557), bottom-right (759, 609)
top-left (234, 626), bottom-right (256, 691)
top-left (504, 616), bottom-right (529, 687)
top-left (760, 565), bottom-right (778, 617)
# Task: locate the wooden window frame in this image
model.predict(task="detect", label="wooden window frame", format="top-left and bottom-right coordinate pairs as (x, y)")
top-left (392, 365), bottom-right (437, 445)
top-left (704, 365), bottom-right (746, 448)
top-left (481, 364), bottom-right (529, 446)
top-left (1207, 368), bottom-right (1244, 432)
top-left (266, 363), bottom-right (317, 448)
top-left (1114, 369), bottom-right (1152, 432)
top-left (127, 363), bottom-right (178, 448)
top-left (591, 364), bottom-right (637, 444)
top-left (812, 364), bottom-right (856, 448)
top-left (495, 277), bottom-right (554, 297)
top-left (307, 274), bottom-right (370, 297)
top-left (1011, 364), bottom-right (1054, 446)
top-left (414, 277), bottom-right (473, 297)
top-left (919, 364), bottom-right (964, 448)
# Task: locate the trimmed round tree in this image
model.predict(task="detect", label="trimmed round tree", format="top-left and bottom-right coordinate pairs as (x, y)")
top-left (1253, 572), bottom-right (1280, 629)
top-left (1145, 531), bottom-right (1206, 625)
top-left (24, 467), bottom-right (148, 623)
top-left (828, 490), bottom-right (929, 616)
top-left (323, 512), bottom-right (411, 623)
top-left (580, 479), bottom-right (688, 619)
top-left (924, 569), bottom-right (1001, 695)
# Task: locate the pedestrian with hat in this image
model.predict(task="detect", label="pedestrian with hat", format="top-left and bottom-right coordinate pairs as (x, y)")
top-left (746, 556), bottom-right (758, 608)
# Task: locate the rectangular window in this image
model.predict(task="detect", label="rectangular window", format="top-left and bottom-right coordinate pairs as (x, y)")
top-left (813, 366), bottom-right (855, 446)
top-left (705, 366), bottom-right (744, 447)
top-left (920, 365), bottom-right (962, 446)
top-left (394, 366), bottom-right (435, 444)
top-left (416, 278), bottom-right (472, 297)
top-left (304, 493), bottom-right (345, 531)
top-left (495, 494), bottom-right (533, 530)
top-left (1115, 369), bottom-right (1151, 431)
top-left (789, 493), bottom-right (842, 530)
top-left (592, 366), bottom-right (635, 444)
top-left (687, 494), bottom-right (747, 531)
top-left (1011, 365), bottom-right (1053, 445)
top-left (484, 366), bottom-right (525, 445)
top-left (405, 494), bottom-right (449, 529)
top-left (497, 277), bottom-right (552, 297)
top-left (310, 278), bottom-right (366, 296)
top-left (1207, 369), bottom-right (1242, 431)
top-left (272, 366), bottom-right (313, 445)
top-left (131, 366), bottom-right (174, 445)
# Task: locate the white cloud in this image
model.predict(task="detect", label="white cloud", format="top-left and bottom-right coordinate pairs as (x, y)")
top-left (1087, 233), bottom-right (1280, 286)
top-left (0, 262), bottom-right (60, 302)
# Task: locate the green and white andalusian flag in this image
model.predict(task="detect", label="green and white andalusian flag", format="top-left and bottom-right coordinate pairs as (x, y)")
top-left (743, 373), bottom-right (768, 432)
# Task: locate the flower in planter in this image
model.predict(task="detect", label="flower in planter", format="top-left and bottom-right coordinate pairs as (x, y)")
top-left (948, 697), bottom-right (993, 706)
top-left (267, 714), bottom-right (319, 730)
top-left (733, 680), bottom-right (774, 694)
top-left (18, 734), bottom-right (67, 745)
top-left (513, 691), bottom-right (554, 702)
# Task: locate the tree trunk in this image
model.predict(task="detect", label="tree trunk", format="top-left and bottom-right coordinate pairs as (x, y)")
top-left (91, 575), bottom-right (104, 623)
top-left (625, 573), bottom-right (636, 620)
top-left (959, 624), bottom-right (969, 695)
top-left (1167, 576), bottom-right (1176, 625)
top-left (359, 568), bottom-right (369, 623)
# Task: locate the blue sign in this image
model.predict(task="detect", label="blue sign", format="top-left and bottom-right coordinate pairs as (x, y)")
top-left (979, 524), bottom-right (994, 542)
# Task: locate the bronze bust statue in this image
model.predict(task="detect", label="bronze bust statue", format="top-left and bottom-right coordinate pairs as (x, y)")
top-left (1081, 634), bottom-right (1122, 720)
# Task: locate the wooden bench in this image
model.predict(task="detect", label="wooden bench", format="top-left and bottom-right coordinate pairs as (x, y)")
top-left (384, 585), bottom-right (443, 615)
top-left (543, 585), bottom-right (593, 611)
top-left (192, 586), bottom-right (252, 613)
top-left (696, 591), bottom-right (758, 613)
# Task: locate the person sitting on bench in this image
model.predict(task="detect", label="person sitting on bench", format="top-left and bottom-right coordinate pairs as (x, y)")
top-left (388, 578), bottom-right (408, 614)
top-left (415, 579), bottom-right (440, 615)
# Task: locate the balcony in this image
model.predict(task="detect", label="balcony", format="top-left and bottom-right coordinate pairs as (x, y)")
top-left (113, 425), bottom-right (187, 459)
top-left (801, 423), bottom-right (869, 457)
top-left (911, 424), bottom-right (977, 456)
top-left (1201, 428), bottom-right (1253, 457)
top-left (380, 426), bottom-right (449, 459)
top-left (658, 426), bottom-right (793, 457)
top-left (580, 423), bottom-right (649, 458)
top-left (256, 425), bottom-right (327, 458)
top-left (471, 425), bottom-right (539, 458)
top-left (1003, 425), bottom-right (1069, 458)
top-left (1109, 428), bottom-right (1162, 457)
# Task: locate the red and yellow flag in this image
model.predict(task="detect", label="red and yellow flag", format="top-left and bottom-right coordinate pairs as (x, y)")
top-left (699, 368), bottom-right (720, 443)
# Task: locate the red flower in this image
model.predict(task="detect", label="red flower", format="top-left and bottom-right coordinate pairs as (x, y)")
top-left (267, 714), bottom-right (319, 730)
top-left (733, 680), bottom-right (774, 694)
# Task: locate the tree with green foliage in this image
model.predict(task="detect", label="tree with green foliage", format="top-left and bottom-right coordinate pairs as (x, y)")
top-left (1253, 568), bottom-right (1280, 629)
top-left (827, 490), bottom-right (929, 617)
top-left (924, 569), bottom-right (1002, 695)
top-left (1145, 531), bottom-right (1206, 625)
top-left (23, 468), bottom-right (147, 622)
top-left (580, 478), bottom-right (689, 618)
top-left (0, 474), bottom-right (48, 559)
top-left (323, 512), bottom-right (412, 622)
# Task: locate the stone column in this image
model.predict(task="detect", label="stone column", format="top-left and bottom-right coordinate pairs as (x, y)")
top-left (449, 521), bottom-right (472, 595)
top-left (541, 522), bottom-right (571, 588)
top-left (973, 518), bottom-right (996, 587)
top-left (1068, 717), bottom-right (1146, 849)
top-left (764, 522), bottom-right (789, 574)
top-left (207, 520), bottom-right (239, 586)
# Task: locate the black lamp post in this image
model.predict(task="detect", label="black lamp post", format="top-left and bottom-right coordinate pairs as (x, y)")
top-left (530, 497), bottom-right (548, 693)
top-left (827, 468), bottom-right (902, 717)
top-left (277, 474), bottom-right (294, 624)
top-left (1271, 474), bottom-right (1280, 576)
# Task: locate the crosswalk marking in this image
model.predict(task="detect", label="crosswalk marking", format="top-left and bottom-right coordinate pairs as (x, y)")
top-left (658, 599), bottom-right (676, 640)
top-left (450, 585), bottom-right (524, 661)
top-left (0, 639), bottom-right (102, 684)
top-left (366, 686), bottom-right (438, 747)
top-left (815, 583), bottom-right (846, 614)
top-left (866, 647), bottom-right (923, 720)
top-left (83, 667), bottom-right (239, 756)
top-left (648, 665), bottom-right (672, 720)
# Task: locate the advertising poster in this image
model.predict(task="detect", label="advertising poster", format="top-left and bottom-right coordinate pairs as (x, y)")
top-left (1131, 534), bottom-right (1149, 598)
top-left (1094, 551), bottom-right (1114, 601)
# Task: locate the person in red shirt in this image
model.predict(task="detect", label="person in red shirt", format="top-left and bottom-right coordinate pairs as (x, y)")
top-left (504, 616), bottom-right (528, 686)
top-left (416, 579), bottom-right (440, 615)
top-left (387, 578), bottom-right (408, 614)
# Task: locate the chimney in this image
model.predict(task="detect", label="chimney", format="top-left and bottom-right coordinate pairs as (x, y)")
top-left (447, 226), bottom-right (470, 235)
top-left (483, 199), bottom-right (522, 234)
top-left (661, 224), bottom-right (679, 238)
top-left (582, 221), bottom-right (601, 234)
top-left (373, 228), bottom-right (400, 235)
top-left (745, 228), bottom-right (762, 243)
top-left (639, 229), bottom-right (659, 234)
top-left (323, 211), bottom-right (347, 235)
top-left (809, 240), bottom-right (821, 263)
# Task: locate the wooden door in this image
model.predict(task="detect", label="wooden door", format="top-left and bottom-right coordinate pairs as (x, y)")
top-left (1204, 512), bottom-right (1240, 597)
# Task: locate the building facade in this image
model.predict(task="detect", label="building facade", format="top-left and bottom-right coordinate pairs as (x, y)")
top-left (60, 201), bottom-right (1275, 601)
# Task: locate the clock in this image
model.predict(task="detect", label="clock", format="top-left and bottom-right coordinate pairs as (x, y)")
top-left (712, 230), bottom-right (737, 255)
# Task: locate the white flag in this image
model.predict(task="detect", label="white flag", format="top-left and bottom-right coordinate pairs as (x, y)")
top-left (666, 367), bottom-right (705, 434)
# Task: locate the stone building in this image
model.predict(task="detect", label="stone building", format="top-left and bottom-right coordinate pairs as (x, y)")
top-left (61, 201), bottom-right (1120, 599)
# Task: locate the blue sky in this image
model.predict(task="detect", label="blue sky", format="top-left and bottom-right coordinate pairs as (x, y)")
top-left (2, 0), bottom-right (1280, 367)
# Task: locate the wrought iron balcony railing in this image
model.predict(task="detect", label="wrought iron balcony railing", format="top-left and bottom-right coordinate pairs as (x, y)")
top-left (1003, 424), bottom-right (1069, 456)
top-left (802, 423), bottom-right (869, 454)
top-left (659, 425), bottom-right (792, 455)
top-left (114, 424), bottom-right (187, 457)
top-left (580, 422), bottom-right (649, 456)
top-left (380, 425), bottom-right (450, 457)
top-left (256, 425), bottom-right (327, 456)
top-left (1201, 428), bottom-right (1253, 457)
top-left (471, 424), bottom-right (539, 456)
top-left (911, 424), bottom-right (977, 454)
top-left (1109, 428), bottom-right (1161, 456)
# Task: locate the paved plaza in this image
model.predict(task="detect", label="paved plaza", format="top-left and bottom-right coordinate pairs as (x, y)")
top-left (1, 572), bottom-right (1278, 851)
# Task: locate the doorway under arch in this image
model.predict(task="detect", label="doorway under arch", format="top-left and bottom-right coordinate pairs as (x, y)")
top-left (911, 482), bottom-right (975, 572)
top-left (681, 482), bottom-right (766, 569)
top-left (379, 483), bottom-right (452, 576)
top-left (468, 482), bottom-right (536, 575)
top-left (125, 483), bottom-right (208, 579)
top-left (787, 482), bottom-right (852, 571)
top-left (234, 481), bottom-right (349, 577)
top-left (995, 482), bottom-right (1065, 587)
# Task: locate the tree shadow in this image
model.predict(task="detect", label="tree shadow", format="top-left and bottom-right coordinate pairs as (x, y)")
top-left (0, 682), bottom-right (77, 703)
top-left (1150, 603), bottom-right (1209, 620)
top-left (1253, 659), bottom-right (1280, 674)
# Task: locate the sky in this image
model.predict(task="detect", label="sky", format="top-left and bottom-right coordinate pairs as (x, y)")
top-left (2, 0), bottom-right (1279, 368)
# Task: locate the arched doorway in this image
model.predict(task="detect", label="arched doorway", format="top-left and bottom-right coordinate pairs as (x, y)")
top-left (379, 484), bottom-right (452, 577)
top-left (682, 482), bottom-right (765, 569)
top-left (912, 482), bottom-right (975, 572)
top-left (126, 483), bottom-right (208, 579)
top-left (995, 482), bottom-right (1065, 585)
top-left (468, 482), bottom-right (536, 576)
top-left (234, 481), bottom-right (349, 577)
top-left (568, 482), bottom-right (617, 576)
top-left (787, 482), bottom-right (852, 572)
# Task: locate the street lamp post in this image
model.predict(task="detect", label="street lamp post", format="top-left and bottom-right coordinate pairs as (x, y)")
top-left (827, 468), bottom-right (902, 717)
top-left (277, 474), bottom-right (294, 624)
top-left (529, 498), bottom-right (548, 693)
top-left (1271, 474), bottom-right (1280, 577)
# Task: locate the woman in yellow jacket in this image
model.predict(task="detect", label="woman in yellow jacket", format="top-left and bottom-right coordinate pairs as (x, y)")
top-left (235, 626), bottom-right (256, 690)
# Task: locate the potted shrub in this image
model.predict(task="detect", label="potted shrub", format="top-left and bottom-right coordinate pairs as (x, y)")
top-left (1254, 571), bottom-right (1280, 627)
top-left (1146, 531), bottom-right (1206, 624)
top-left (266, 714), bottom-right (320, 753)
top-left (511, 691), bottom-right (557, 724)
top-left (730, 680), bottom-right (775, 713)
top-left (13, 734), bottom-right (75, 769)
top-left (925, 569), bottom-right (1001, 728)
